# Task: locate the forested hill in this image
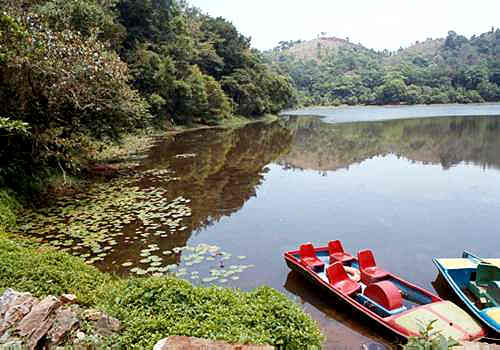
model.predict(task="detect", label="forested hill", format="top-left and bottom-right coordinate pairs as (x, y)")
top-left (265, 30), bottom-right (500, 106)
top-left (0, 0), bottom-right (296, 191)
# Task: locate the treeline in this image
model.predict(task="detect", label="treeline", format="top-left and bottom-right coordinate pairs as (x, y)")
top-left (0, 0), bottom-right (296, 191)
top-left (265, 30), bottom-right (500, 106)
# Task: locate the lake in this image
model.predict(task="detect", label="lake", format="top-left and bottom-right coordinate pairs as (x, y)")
top-left (17, 104), bottom-right (500, 349)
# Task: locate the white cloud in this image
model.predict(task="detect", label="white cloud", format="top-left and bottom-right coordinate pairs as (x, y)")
top-left (187, 0), bottom-right (499, 51)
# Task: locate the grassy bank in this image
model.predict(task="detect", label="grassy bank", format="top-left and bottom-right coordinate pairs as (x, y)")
top-left (0, 226), bottom-right (322, 349)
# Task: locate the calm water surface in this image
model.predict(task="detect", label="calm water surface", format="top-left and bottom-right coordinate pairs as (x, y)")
top-left (23, 105), bottom-right (500, 349)
top-left (144, 110), bottom-right (500, 348)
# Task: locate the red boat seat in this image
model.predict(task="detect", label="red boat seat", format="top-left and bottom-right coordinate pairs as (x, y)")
top-left (299, 243), bottom-right (324, 272)
top-left (363, 281), bottom-right (403, 311)
top-left (328, 240), bottom-right (355, 264)
top-left (357, 249), bottom-right (389, 285)
top-left (327, 262), bottom-right (362, 296)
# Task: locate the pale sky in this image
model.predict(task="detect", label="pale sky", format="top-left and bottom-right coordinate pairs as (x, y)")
top-left (187, 0), bottom-right (500, 51)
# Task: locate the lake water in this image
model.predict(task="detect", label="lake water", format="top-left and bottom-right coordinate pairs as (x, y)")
top-left (17, 104), bottom-right (500, 349)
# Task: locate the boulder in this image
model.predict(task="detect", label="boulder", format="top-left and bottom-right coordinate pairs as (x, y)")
top-left (17, 296), bottom-right (60, 338)
top-left (94, 314), bottom-right (121, 336)
top-left (60, 294), bottom-right (77, 305)
top-left (0, 291), bottom-right (38, 334)
top-left (153, 336), bottom-right (274, 350)
top-left (47, 308), bottom-right (79, 345)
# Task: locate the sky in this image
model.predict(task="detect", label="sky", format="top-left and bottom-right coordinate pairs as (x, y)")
top-left (187, 0), bottom-right (500, 51)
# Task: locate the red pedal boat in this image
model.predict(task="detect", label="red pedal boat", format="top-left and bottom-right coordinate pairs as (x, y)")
top-left (284, 241), bottom-right (485, 341)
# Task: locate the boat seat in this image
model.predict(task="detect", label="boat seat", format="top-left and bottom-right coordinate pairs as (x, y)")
top-left (364, 281), bottom-right (403, 311)
top-left (328, 240), bottom-right (355, 264)
top-left (299, 243), bottom-right (324, 272)
top-left (468, 263), bottom-right (500, 307)
top-left (357, 249), bottom-right (389, 285)
top-left (326, 262), bottom-right (361, 296)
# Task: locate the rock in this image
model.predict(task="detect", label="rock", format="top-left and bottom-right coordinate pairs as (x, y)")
top-left (17, 296), bottom-right (60, 340)
top-left (60, 294), bottom-right (77, 305)
top-left (94, 314), bottom-right (121, 336)
top-left (153, 336), bottom-right (274, 350)
top-left (75, 331), bottom-right (86, 340)
top-left (28, 318), bottom-right (53, 350)
top-left (47, 308), bottom-right (79, 345)
top-left (0, 289), bottom-right (18, 317)
top-left (0, 291), bottom-right (38, 334)
top-left (81, 309), bottom-right (103, 322)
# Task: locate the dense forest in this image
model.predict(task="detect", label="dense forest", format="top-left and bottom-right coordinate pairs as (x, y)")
top-left (265, 30), bottom-right (500, 106)
top-left (0, 0), bottom-right (296, 191)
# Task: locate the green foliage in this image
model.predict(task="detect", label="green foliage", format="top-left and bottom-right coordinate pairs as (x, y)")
top-left (0, 0), bottom-right (295, 194)
top-left (0, 8), bottom-right (150, 190)
top-left (34, 0), bottom-right (125, 47)
top-left (404, 320), bottom-right (460, 350)
top-left (0, 117), bottom-right (30, 135)
top-left (0, 190), bottom-right (20, 230)
top-left (266, 30), bottom-right (500, 106)
top-left (0, 232), bottom-right (323, 348)
top-left (222, 66), bottom-right (297, 116)
top-left (99, 277), bottom-right (323, 349)
top-left (0, 231), bottom-right (111, 305)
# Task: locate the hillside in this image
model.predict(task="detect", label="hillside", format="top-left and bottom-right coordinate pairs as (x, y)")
top-left (275, 36), bottom-right (367, 61)
top-left (265, 30), bottom-right (500, 106)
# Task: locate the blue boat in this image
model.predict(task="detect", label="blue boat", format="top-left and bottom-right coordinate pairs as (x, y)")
top-left (433, 251), bottom-right (500, 334)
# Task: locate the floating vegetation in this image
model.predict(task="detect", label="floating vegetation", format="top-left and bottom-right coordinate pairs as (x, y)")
top-left (15, 170), bottom-right (192, 268)
top-left (127, 243), bottom-right (254, 285)
top-left (174, 153), bottom-right (196, 159)
top-left (14, 161), bottom-right (253, 286)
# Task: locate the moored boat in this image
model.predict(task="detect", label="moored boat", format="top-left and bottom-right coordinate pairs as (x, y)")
top-left (284, 241), bottom-right (486, 341)
top-left (433, 251), bottom-right (500, 334)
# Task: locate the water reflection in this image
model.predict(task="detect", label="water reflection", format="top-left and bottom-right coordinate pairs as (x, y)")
top-left (280, 116), bottom-right (500, 172)
top-left (141, 121), bottom-right (293, 236)
top-left (284, 271), bottom-right (396, 349)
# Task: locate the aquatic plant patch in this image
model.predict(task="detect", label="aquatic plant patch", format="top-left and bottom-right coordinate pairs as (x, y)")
top-left (129, 243), bottom-right (255, 285)
top-left (13, 169), bottom-right (254, 285)
top-left (15, 171), bottom-right (192, 268)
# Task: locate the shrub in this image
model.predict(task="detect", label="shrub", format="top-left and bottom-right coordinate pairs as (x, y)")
top-left (0, 233), bottom-right (323, 349)
top-left (0, 190), bottom-right (20, 230)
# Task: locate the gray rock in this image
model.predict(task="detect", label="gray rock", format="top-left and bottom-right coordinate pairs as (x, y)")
top-left (94, 314), bottom-right (121, 336)
top-left (0, 289), bottom-right (18, 317)
top-left (47, 308), bottom-right (79, 345)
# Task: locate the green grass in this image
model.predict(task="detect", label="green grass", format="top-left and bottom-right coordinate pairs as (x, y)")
top-left (0, 231), bottom-right (323, 349)
top-left (0, 189), bottom-right (20, 231)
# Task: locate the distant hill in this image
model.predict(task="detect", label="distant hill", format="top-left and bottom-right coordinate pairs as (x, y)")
top-left (264, 30), bottom-right (500, 106)
top-left (384, 38), bottom-right (445, 65)
top-left (274, 36), bottom-right (367, 61)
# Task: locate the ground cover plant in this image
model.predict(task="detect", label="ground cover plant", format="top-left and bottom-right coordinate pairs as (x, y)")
top-left (0, 231), bottom-right (323, 349)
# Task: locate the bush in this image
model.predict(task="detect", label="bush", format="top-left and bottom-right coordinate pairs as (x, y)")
top-left (0, 233), bottom-right (323, 349)
top-left (0, 231), bottom-right (110, 305)
top-left (99, 277), bottom-right (323, 349)
top-left (0, 190), bottom-right (20, 231)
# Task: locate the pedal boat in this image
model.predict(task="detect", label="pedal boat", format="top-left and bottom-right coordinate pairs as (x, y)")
top-left (284, 241), bottom-right (485, 341)
top-left (433, 251), bottom-right (500, 334)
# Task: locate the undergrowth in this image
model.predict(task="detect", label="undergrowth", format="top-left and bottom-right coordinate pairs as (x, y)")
top-left (0, 231), bottom-right (323, 349)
